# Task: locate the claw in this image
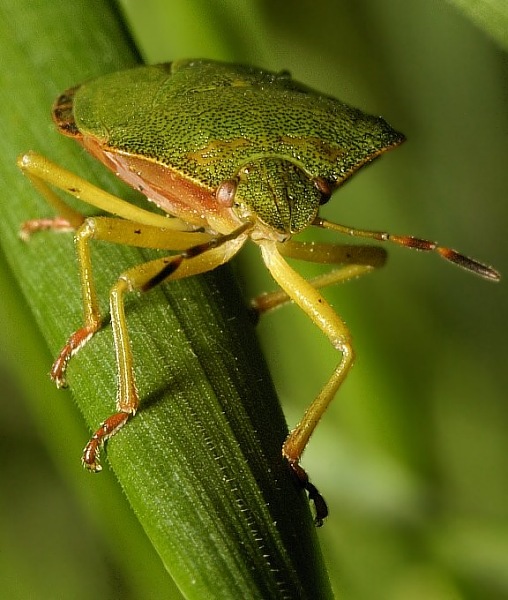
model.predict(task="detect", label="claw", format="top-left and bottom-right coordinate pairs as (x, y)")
top-left (50, 326), bottom-right (96, 387)
top-left (81, 411), bottom-right (131, 471)
top-left (289, 461), bottom-right (328, 526)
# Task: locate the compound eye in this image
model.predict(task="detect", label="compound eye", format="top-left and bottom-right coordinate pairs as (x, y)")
top-left (216, 179), bottom-right (238, 207)
top-left (314, 177), bottom-right (332, 205)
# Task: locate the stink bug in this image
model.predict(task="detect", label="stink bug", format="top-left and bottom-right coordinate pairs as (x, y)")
top-left (18, 59), bottom-right (500, 525)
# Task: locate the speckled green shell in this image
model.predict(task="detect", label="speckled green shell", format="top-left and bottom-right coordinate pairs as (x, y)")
top-left (53, 59), bottom-right (404, 235)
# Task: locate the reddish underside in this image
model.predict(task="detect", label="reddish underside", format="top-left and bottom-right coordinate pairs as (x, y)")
top-left (81, 134), bottom-right (241, 235)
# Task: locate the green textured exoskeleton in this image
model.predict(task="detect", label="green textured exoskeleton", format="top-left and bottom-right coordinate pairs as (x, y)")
top-left (18, 59), bottom-right (499, 525)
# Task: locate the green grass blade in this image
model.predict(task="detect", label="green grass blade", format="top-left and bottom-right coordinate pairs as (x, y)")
top-left (0, 1), bottom-right (331, 598)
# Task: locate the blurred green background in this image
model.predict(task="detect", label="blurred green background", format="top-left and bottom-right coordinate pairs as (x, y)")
top-left (1, 0), bottom-right (507, 598)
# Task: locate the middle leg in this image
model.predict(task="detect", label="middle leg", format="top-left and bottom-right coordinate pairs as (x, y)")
top-left (252, 240), bottom-right (386, 315)
top-left (51, 217), bottom-right (214, 388)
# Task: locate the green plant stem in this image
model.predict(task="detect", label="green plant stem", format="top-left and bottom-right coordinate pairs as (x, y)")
top-left (0, 1), bottom-right (331, 598)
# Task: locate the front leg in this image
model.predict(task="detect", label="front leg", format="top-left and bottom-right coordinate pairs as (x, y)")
top-left (79, 225), bottom-right (248, 471)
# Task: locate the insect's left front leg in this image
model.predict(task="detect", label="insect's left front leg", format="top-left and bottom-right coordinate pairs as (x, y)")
top-left (258, 240), bottom-right (357, 525)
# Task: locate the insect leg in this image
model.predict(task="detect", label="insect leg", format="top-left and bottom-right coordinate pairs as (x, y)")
top-left (78, 224), bottom-right (249, 470)
top-left (252, 240), bottom-right (386, 315)
top-left (258, 240), bottom-right (356, 525)
top-left (18, 154), bottom-right (86, 237)
top-left (50, 219), bottom-right (102, 388)
top-left (51, 216), bottom-right (215, 388)
top-left (17, 151), bottom-right (192, 236)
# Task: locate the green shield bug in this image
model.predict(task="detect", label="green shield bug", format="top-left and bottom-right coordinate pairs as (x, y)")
top-left (18, 59), bottom-right (500, 525)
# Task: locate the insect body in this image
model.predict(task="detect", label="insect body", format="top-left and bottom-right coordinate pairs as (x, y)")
top-left (19, 59), bottom-right (499, 525)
